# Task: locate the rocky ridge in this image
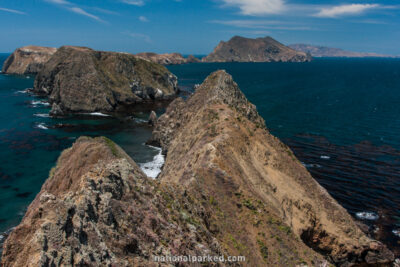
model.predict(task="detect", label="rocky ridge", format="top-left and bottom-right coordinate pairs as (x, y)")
top-left (1, 70), bottom-right (394, 266)
top-left (1, 46), bottom-right (57, 75)
top-left (289, 44), bottom-right (397, 58)
top-left (33, 46), bottom-right (178, 115)
top-left (136, 52), bottom-right (200, 65)
top-left (203, 36), bottom-right (312, 62)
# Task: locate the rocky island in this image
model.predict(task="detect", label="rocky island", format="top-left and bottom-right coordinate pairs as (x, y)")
top-left (289, 44), bottom-right (397, 58)
top-left (33, 46), bottom-right (178, 115)
top-left (203, 36), bottom-right (312, 63)
top-left (136, 52), bottom-right (200, 65)
top-left (1, 70), bottom-right (394, 266)
top-left (1, 45), bottom-right (57, 75)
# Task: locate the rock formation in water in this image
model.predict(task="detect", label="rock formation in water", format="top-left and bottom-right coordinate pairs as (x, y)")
top-left (33, 46), bottom-right (178, 114)
top-left (1, 46), bottom-right (57, 75)
top-left (289, 44), bottom-right (397, 58)
top-left (1, 71), bottom-right (394, 266)
top-left (203, 36), bottom-right (312, 63)
top-left (136, 52), bottom-right (200, 65)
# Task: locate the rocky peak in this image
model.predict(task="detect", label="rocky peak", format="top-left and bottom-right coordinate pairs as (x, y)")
top-left (203, 36), bottom-right (312, 62)
top-left (150, 70), bottom-right (394, 266)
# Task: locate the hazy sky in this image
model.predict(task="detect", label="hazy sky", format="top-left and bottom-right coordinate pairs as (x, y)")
top-left (0, 0), bottom-right (399, 55)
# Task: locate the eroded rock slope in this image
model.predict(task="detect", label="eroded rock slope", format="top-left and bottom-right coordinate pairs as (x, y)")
top-left (34, 46), bottom-right (178, 115)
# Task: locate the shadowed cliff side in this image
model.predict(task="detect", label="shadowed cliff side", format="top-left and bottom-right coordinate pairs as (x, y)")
top-left (33, 46), bottom-right (178, 115)
top-left (149, 70), bottom-right (394, 266)
top-left (1, 46), bottom-right (57, 75)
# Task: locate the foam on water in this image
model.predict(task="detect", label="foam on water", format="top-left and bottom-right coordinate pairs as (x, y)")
top-left (140, 145), bottom-right (165, 178)
top-left (35, 123), bottom-right (49, 130)
top-left (320, 155), bottom-right (331, 160)
top-left (355, 212), bottom-right (379, 220)
top-left (34, 113), bottom-right (50, 118)
top-left (31, 100), bottom-right (50, 107)
top-left (393, 229), bottom-right (400, 238)
top-left (85, 112), bottom-right (111, 117)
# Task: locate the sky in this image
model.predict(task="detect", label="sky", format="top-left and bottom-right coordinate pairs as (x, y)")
top-left (0, 0), bottom-right (399, 55)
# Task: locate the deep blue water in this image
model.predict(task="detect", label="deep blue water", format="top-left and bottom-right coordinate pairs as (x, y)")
top-left (168, 59), bottom-right (400, 254)
top-left (0, 54), bottom-right (399, 254)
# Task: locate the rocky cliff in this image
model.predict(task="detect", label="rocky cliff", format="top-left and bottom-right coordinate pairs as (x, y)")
top-left (289, 44), bottom-right (397, 58)
top-left (1, 46), bottom-right (57, 75)
top-left (34, 46), bottom-right (178, 115)
top-left (203, 36), bottom-right (312, 63)
top-left (2, 71), bottom-right (394, 266)
top-left (149, 70), bottom-right (393, 266)
top-left (136, 52), bottom-right (200, 65)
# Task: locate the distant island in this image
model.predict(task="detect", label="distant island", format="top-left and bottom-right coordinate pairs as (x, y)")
top-left (203, 36), bottom-right (312, 63)
top-left (289, 44), bottom-right (398, 58)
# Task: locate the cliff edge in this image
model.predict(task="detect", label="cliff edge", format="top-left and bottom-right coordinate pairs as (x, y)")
top-left (1, 46), bottom-right (57, 75)
top-left (150, 70), bottom-right (393, 266)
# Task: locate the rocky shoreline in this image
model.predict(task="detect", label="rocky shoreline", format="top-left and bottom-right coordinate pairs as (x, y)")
top-left (1, 70), bottom-right (394, 266)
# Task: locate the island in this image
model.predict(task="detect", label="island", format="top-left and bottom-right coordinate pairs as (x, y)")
top-left (289, 44), bottom-right (398, 58)
top-left (203, 36), bottom-right (312, 63)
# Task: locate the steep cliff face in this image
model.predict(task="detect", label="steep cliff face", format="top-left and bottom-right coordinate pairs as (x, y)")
top-left (1, 46), bottom-right (57, 75)
top-left (136, 52), bottom-right (200, 65)
top-left (34, 46), bottom-right (178, 114)
top-left (203, 36), bottom-right (312, 62)
top-left (150, 70), bottom-right (393, 266)
top-left (1, 71), bottom-right (394, 266)
top-left (0, 137), bottom-right (229, 266)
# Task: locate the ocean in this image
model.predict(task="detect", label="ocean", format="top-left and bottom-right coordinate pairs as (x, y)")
top-left (1, 54), bottom-right (400, 254)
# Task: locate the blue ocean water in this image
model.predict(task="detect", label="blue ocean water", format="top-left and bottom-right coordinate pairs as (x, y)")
top-left (1, 54), bottom-right (400, 254)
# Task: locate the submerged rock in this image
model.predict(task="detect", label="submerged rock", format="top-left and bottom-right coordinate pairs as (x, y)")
top-left (203, 36), bottom-right (312, 63)
top-left (1, 46), bottom-right (57, 75)
top-left (34, 46), bottom-right (178, 114)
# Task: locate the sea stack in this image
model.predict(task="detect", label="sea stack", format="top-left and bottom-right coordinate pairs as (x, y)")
top-left (1, 71), bottom-right (394, 266)
top-left (203, 36), bottom-right (312, 62)
top-left (1, 46), bottom-right (57, 75)
top-left (33, 46), bottom-right (178, 115)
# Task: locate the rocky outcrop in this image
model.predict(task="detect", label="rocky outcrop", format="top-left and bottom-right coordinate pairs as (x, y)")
top-left (1, 71), bottom-right (394, 266)
top-left (136, 52), bottom-right (200, 65)
top-left (150, 70), bottom-right (393, 266)
top-left (1, 137), bottom-right (230, 266)
top-left (1, 46), bottom-right (57, 75)
top-left (203, 36), bottom-right (312, 62)
top-left (34, 46), bottom-right (178, 114)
